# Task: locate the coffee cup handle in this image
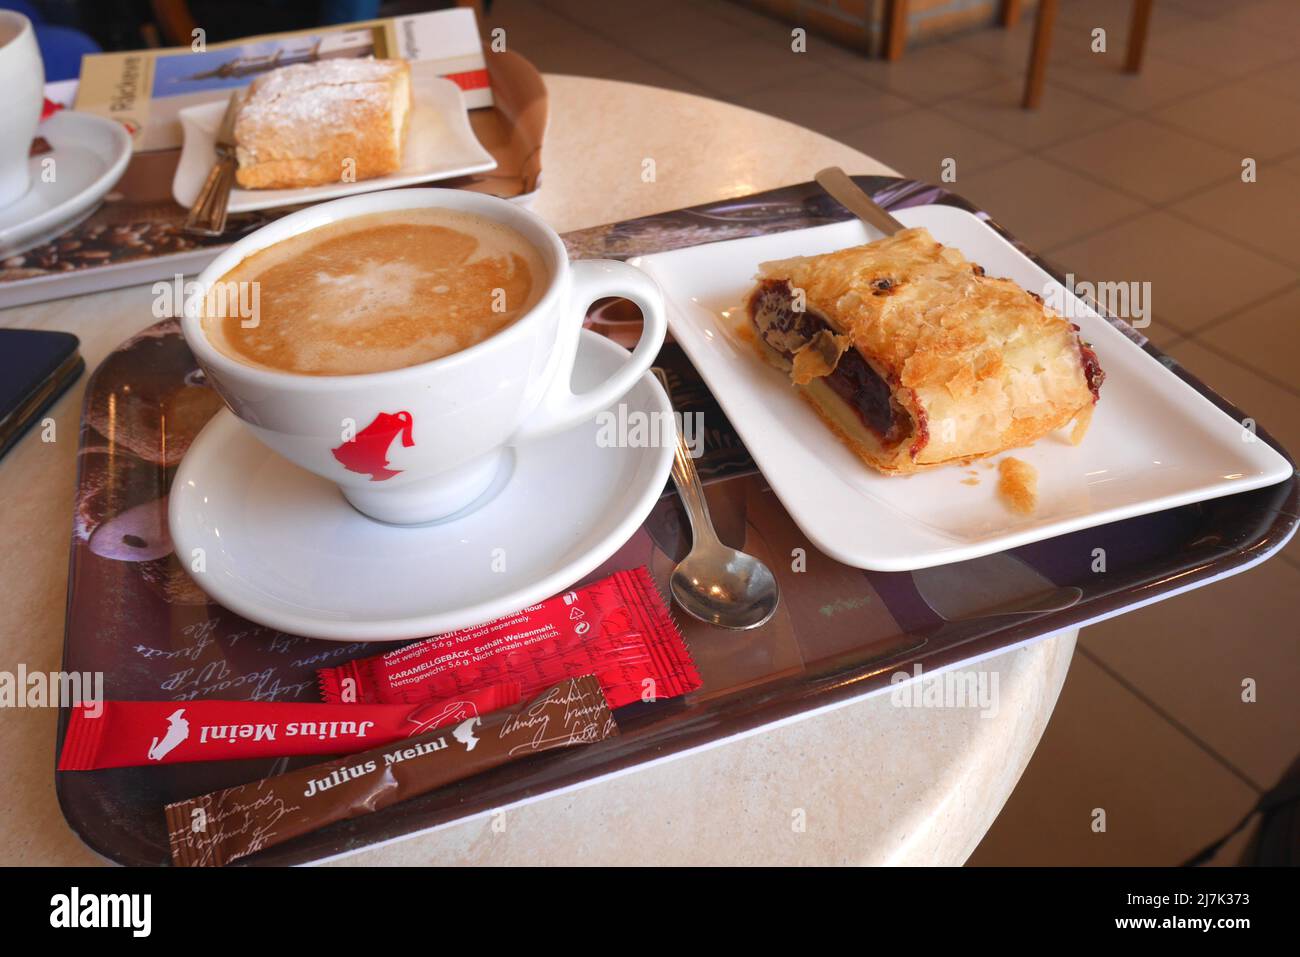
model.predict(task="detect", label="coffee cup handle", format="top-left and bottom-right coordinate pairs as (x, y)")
top-left (510, 259), bottom-right (667, 444)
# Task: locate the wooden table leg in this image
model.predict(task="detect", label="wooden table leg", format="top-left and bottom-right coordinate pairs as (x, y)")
top-left (1125, 0), bottom-right (1154, 73)
top-left (1022, 0), bottom-right (1058, 109)
top-left (1001, 0), bottom-right (1023, 28)
top-left (884, 0), bottom-right (908, 61)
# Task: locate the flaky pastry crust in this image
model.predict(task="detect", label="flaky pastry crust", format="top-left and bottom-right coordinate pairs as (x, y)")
top-left (748, 227), bottom-right (1102, 475)
top-left (233, 59), bottom-right (411, 190)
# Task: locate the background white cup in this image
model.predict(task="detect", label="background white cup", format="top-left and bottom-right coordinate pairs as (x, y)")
top-left (182, 188), bottom-right (668, 524)
top-left (0, 12), bottom-right (44, 209)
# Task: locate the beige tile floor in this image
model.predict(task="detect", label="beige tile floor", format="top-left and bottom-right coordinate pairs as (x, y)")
top-left (482, 0), bottom-right (1300, 864)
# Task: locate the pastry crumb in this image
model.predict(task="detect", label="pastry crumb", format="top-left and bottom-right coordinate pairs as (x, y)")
top-left (790, 330), bottom-right (850, 385)
top-left (961, 477), bottom-right (980, 486)
top-left (1069, 405), bottom-right (1094, 445)
top-left (997, 457), bottom-right (1037, 514)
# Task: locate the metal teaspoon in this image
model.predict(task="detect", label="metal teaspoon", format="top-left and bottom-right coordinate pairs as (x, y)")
top-left (652, 368), bottom-right (779, 630)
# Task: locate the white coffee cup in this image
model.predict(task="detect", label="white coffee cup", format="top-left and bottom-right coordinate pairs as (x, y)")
top-left (182, 188), bottom-right (668, 525)
top-left (0, 12), bottom-right (44, 209)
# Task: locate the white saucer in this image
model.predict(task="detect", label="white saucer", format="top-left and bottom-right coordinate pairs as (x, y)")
top-left (0, 110), bottom-right (132, 257)
top-left (169, 331), bottom-right (674, 642)
top-left (172, 62), bottom-right (497, 214)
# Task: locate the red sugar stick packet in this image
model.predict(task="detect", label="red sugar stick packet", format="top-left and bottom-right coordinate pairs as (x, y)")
top-left (58, 683), bottom-right (520, 770)
top-left (319, 567), bottom-right (700, 711)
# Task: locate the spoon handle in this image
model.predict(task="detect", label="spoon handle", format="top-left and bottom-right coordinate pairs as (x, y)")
top-left (653, 368), bottom-right (720, 546)
top-left (814, 166), bottom-right (906, 236)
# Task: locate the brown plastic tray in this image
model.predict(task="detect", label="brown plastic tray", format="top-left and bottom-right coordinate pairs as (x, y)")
top-left (56, 177), bottom-right (1298, 866)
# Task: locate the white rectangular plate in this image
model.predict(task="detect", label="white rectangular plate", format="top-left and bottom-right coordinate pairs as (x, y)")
top-left (172, 60), bottom-right (497, 213)
top-left (632, 205), bottom-right (1293, 571)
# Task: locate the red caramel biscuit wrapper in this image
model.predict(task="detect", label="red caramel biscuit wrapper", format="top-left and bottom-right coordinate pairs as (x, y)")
top-left (319, 567), bottom-right (700, 710)
top-left (166, 675), bottom-right (617, 867)
top-left (59, 683), bottom-right (520, 770)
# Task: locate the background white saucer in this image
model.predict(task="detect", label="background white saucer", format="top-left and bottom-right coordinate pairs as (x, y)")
top-left (172, 62), bottom-right (498, 214)
top-left (168, 331), bottom-right (674, 642)
top-left (0, 110), bottom-right (131, 258)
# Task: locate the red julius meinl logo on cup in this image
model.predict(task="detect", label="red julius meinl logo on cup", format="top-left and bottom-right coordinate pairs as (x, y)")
top-left (332, 411), bottom-right (415, 482)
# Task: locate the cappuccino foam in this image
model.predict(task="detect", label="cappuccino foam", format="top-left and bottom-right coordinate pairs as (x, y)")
top-left (203, 208), bottom-right (547, 375)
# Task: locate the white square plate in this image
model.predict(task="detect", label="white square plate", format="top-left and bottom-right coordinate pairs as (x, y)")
top-left (631, 205), bottom-right (1293, 571)
top-left (172, 60), bottom-right (497, 213)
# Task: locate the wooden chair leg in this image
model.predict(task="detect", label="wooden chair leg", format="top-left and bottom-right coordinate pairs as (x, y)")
top-left (1125, 0), bottom-right (1154, 73)
top-left (148, 0), bottom-right (200, 48)
top-left (1022, 0), bottom-right (1058, 109)
top-left (884, 0), bottom-right (908, 61)
top-left (1001, 0), bottom-right (1023, 28)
